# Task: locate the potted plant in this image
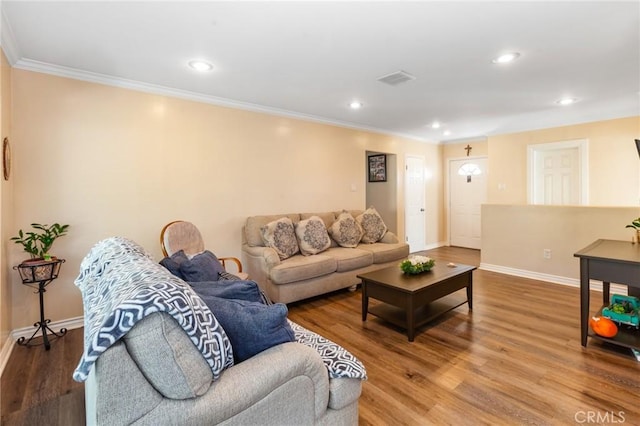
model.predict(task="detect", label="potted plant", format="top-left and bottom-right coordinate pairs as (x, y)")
top-left (11, 223), bottom-right (69, 282)
top-left (626, 217), bottom-right (640, 242)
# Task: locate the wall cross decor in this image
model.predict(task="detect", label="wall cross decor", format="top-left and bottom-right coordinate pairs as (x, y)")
top-left (464, 144), bottom-right (472, 156)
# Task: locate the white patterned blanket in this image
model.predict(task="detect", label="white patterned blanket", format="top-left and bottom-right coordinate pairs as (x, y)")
top-left (289, 321), bottom-right (367, 380)
top-left (72, 237), bottom-right (233, 382)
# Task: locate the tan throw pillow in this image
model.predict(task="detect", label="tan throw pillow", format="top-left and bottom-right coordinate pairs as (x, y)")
top-left (328, 211), bottom-right (364, 248)
top-left (261, 217), bottom-right (299, 260)
top-left (295, 216), bottom-right (331, 256)
top-left (357, 207), bottom-right (388, 243)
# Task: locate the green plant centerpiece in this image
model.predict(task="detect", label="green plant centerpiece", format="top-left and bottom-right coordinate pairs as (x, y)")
top-left (11, 223), bottom-right (70, 261)
top-left (400, 255), bottom-right (435, 275)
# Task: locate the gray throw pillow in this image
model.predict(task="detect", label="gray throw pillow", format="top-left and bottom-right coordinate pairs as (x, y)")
top-left (328, 211), bottom-right (364, 248)
top-left (159, 250), bottom-right (189, 280)
top-left (357, 207), bottom-right (388, 243)
top-left (188, 280), bottom-right (264, 303)
top-left (180, 250), bottom-right (226, 281)
top-left (260, 217), bottom-right (300, 260)
top-left (295, 216), bottom-right (331, 255)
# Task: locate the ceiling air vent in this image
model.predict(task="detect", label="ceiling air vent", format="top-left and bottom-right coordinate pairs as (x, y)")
top-left (377, 70), bottom-right (416, 86)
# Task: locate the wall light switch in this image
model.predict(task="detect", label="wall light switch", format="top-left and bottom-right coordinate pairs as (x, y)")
top-left (350, 183), bottom-right (357, 192)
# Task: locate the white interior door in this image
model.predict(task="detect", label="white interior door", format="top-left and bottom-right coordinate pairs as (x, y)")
top-left (405, 156), bottom-right (426, 252)
top-left (527, 139), bottom-right (588, 205)
top-left (533, 148), bottom-right (580, 205)
top-left (449, 158), bottom-right (487, 249)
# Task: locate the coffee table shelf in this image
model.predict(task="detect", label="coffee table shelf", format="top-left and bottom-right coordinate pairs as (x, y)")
top-left (368, 291), bottom-right (468, 332)
top-left (358, 262), bottom-right (476, 341)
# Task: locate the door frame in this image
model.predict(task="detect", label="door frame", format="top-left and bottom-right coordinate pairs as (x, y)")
top-left (526, 139), bottom-right (589, 205)
top-left (446, 155), bottom-right (488, 246)
top-left (404, 154), bottom-right (426, 252)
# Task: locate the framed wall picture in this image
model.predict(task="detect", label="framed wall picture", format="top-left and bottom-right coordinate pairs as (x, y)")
top-left (368, 154), bottom-right (386, 182)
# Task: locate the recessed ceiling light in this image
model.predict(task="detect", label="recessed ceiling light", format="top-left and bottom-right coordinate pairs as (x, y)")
top-left (431, 122), bottom-right (441, 129)
top-left (492, 52), bottom-right (521, 64)
top-left (349, 101), bottom-right (363, 109)
top-left (556, 97), bottom-right (578, 106)
top-left (443, 130), bottom-right (452, 136)
top-left (188, 60), bottom-right (214, 72)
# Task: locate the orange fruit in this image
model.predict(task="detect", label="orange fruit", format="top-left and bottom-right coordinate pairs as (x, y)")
top-left (589, 316), bottom-right (618, 338)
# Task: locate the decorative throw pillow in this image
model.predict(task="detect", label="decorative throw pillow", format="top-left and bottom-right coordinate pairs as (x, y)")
top-left (357, 207), bottom-right (388, 243)
top-left (180, 250), bottom-right (226, 282)
top-left (194, 293), bottom-right (296, 363)
top-left (295, 216), bottom-right (331, 256)
top-left (188, 280), bottom-right (264, 304)
top-left (261, 217), bottom-right (300, 260)
top-left (159, 250), bottom-right (189, 280)
top-left (328, 211), bottom-right (364, 248)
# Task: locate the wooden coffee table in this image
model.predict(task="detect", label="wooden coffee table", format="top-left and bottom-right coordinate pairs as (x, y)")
top-left (358, 262), bottom-right (476, 341)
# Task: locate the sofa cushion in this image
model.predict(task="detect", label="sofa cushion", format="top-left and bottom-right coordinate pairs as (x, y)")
top-left (179, 250), bottom-right (226, 281)
top-left (269, 254), bottom-right (337, 284)
top-left (300, 211), bottom-right (335, 229)
top-left (261, 217), bottom-right (300, 260)
top-left (124, 312), bottom-right (213, 400)
top-left (328, 378), bottom-right (364, 410)
top-left (245, 214), bottom-right (301, 247)
top-left (328, 211), bottom-right (364, 248)
top-left (195, 295), bottom-right (296, 363)
top-left (356, 207), bottom-right (388, 244)
top-left (324, 247), bottom-right (373, 272)
top-left (295, 216), bottom-right (331, 256)
top-left (357, 242), bottom-right (410, 264)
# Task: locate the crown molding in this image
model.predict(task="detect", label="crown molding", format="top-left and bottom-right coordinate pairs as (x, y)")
top-left (13, 58), bottom-right (433, 144)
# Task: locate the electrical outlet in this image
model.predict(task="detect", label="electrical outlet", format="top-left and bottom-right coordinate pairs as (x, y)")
top-left (543, 249), bottom-right (552, 259)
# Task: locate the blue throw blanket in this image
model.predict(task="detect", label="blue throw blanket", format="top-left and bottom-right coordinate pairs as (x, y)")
top-left (72, 237), bottom-right (233, 382)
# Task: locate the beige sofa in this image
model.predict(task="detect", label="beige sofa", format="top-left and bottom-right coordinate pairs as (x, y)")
top-left (242, 210), bottom-right (410, 304)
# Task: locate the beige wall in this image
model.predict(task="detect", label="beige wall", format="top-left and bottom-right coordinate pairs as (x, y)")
top-left (1, 51), bottom-right (13, 353)
top-left (481, 117), bottom-right (640, 278)
top-left (482, 204), bottom-right (640, 280)
top-left (6, 66), bottom-right (638, 331)
top-left (487, 116), bottom-right (640, 206)
top-left (9, 69), bottom-right (441, 328)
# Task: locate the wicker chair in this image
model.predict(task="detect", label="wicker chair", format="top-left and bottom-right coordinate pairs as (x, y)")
top-left (160, 220), bottom-right (248, 280)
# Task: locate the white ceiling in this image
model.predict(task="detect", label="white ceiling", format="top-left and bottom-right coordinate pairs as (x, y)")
top-left (2, 1), bottom-right (639, 143)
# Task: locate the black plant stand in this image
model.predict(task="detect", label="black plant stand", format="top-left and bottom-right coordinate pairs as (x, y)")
top-left (14, 258), bottom-right (66, 350)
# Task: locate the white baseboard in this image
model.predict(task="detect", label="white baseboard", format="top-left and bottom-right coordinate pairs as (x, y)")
top-left (413, 241), bottom-right (447, 252)
top-left (425, 241), bottom-right (448, 250)
top-left (11, 315), bottom-right (85, 340)
top-left (479, 263), bottom-right (628, 295)
top-left (0, 316), bottom-right (84, 378)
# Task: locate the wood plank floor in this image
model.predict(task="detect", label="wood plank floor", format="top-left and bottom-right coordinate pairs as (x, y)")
top-left (2, 246), bottom-right (639, 425)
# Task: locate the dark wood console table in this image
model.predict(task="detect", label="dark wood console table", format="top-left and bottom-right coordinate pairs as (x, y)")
top-left (574, 239), bottom-right (640, 350)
